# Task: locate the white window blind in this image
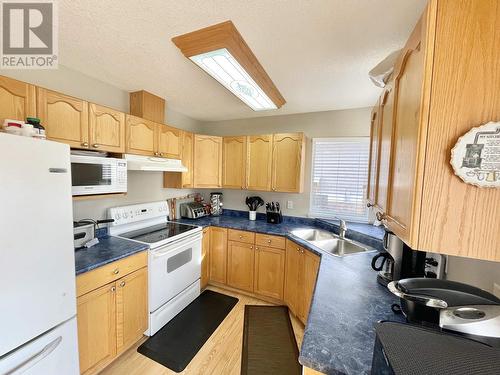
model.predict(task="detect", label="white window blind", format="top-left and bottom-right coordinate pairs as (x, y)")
top-left (310, 137), bottom-right (370, 223)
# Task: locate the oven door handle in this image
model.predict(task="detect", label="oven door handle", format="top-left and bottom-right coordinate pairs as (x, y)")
top-left (151, 235), bottom-right (201, 259)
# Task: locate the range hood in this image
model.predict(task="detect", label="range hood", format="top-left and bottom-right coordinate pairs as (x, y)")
top-left (125, 154), bottom-right (187, 172)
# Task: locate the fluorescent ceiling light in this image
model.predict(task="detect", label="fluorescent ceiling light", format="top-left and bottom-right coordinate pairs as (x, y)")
top-left (190, 48), bottom-right (277, 111)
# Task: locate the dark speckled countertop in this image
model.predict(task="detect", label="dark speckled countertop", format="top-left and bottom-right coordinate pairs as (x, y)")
top-left (177, 213), bottom-right (402, 375)
top-left (74, 236), bottom-right (149, 275)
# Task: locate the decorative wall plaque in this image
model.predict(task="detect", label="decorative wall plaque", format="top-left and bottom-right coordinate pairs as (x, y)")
top-left (451, 122), bottom-right (500, 188)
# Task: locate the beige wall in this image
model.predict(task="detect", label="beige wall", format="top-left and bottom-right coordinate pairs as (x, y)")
top-left (446, 256), bottom-right (500, 295)
top-left (198, 107), bottom-right (372, 217)
top-left (1, 66), bottom-right (204, 221)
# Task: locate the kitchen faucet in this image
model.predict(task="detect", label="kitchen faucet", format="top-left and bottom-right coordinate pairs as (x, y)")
top-left (335, 217), bottom-right (347, 239)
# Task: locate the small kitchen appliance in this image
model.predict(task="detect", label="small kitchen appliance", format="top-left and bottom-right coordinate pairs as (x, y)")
top-left (108, 201), bottom-right (202, 336)
top-left (70, 153), bottom-right (127, 196)
top-left (180, 201), bottom-right (209, 219)
top-left (388, 278), bottom-right (500, 347)
top-left (73, 222), bottom-right (95, 248)
top-left (372, 230), bottom-right (426, 286)
top-left (210, 192), bottom-right (223, 216)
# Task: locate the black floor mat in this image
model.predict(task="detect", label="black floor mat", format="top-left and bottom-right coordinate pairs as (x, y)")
top-left (241, 305), bottom-right (302, 375)
top-left (138, 289), bottom-right (238, 372)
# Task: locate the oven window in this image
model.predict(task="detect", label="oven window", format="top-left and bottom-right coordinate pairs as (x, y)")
top-left (167, 248), bottom-right (192, 273)
top-left (71, 163), bottom-right (112, 186)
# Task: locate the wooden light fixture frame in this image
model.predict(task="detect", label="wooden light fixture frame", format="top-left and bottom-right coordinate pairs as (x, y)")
top-left (172, 21), bottom-right (286, 109)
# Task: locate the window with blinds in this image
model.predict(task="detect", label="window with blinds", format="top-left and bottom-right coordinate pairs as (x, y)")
top-left (310, 137), bottom-right (370, 223)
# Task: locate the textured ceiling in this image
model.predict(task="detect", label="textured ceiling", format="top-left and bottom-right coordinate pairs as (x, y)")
top-left (59, 0), bottom-right (427, 121)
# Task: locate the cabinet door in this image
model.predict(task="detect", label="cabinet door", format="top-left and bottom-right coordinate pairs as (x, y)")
top-left (157, 124), bottom-right (182, 159)
top-left (209, 227), bottom-right (228, 284)
top-left (77, 283), bottom-right (116, 375)
top-left (222, 136), bottom-right (247, 189)
top-left (194, 135), bottom-right (222, 188)
top-left (227, 241), bottom-right (255, 292)
top-left (284, 240), bottom-right (302, 316)
top-left (0, 75), bottom-right (36, 124)
top-left (254, 246), bottom-right (285, 300)
top-left (367, 104), bottom-right (381, 206)
top-left (125, 115), bottom-right (156, 156)
top-left (386, 19), bottom-right (425, 244)
top-left (201, 227), bottom-right (210, 289)
top-left (299, 250), bottom-right (320, 324)
top-left (37, 88), bottom-right (89, 148)
top-left (116, 267), bottom-right (148, 354)
top-left (247, 135), bottom-right (273, 191)
top-left (376, 86), bottom-right (395, 213)
top-left (271, 133), bottom-right (305, 193)
top-left (89, 103), bottom-right (125, 153)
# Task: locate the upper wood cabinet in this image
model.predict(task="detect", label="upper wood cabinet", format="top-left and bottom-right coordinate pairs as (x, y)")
top-left (163, 131), bottom-right (194, 189)
top-left (222, 136), bottom-right (247, 189)
top-left (125, 115), bottom-right (156, 156)
top-left (209, 227), bottom-right (228, 284)
top-left (38, 88), bottom-right (89, 148)
top-left (271, 133), bottom-right (305, 193)
top-left (0, 75), bottom-right (36, 124)
top-left (89, 103), bottom-right (125, 153)
top-left (129, 90), bottom-right (165, 124)
top-left (157, 124), bottom-right (182, 159)
top-left (367, 105), bottom-right (381, 207)
top-left (370, 0), bottom-right (500, 261)
top-left (247, 135), bottom-right (273, 191)
top-left (194, 135), bottom-right (222, 188)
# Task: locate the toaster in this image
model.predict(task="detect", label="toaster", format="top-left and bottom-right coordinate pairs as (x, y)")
top-left (73, 222), bottom-right (95, 249)
top-left (180, 202), bottom-right (209, 219)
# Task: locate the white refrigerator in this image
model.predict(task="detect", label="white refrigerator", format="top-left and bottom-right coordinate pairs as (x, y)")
top-left (0, 133), bottom-right (79, 374)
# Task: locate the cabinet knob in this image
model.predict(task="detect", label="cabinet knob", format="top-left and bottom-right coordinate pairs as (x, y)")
top-left (159, 152), bottom-right (164, 157)
top-left (367, 202), bottom-right (374, 208)
top-left (301, 250), bottom-right (305, 254)
top-left (267, 239), bottom-right (272, 243)
top-left (92, 144), bottom-right (99, 148)
top-left (81, 142), bottom-right (89, 147)
top-left (111, 286), bottom-right (116, 292)
top-left (296, 247), bottom-right (300, 252)
top-left (120, 281), bottom-right (126, 287)
top-left (113, 269), bottom-right (119, 275)
top-left (376, 211), bottom-right (387, 221)
top-left (255, 247), bottom-right (259, 251)
top-left (250, 246), bottom-right (253, 250)
top-left (154, 152), bottom-right (160, 156)
top-left (239, 235), bottom-right (243, 239)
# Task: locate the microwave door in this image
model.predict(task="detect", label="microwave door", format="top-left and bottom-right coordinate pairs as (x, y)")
top-left (71, 162), bottom-right (112, 195)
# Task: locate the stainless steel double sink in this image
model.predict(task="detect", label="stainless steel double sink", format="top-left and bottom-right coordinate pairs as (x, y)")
top-left (290, 228), bottom-right (375, 257)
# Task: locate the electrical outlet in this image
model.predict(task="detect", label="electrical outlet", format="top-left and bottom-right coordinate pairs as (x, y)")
top-left (287, 200), bottom-right (293, 209)
top-left (494, 283), bottom-right (500, 298)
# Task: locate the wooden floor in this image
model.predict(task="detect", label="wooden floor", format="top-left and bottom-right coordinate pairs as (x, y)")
top-left (101, 286), bottom-right (304, 375)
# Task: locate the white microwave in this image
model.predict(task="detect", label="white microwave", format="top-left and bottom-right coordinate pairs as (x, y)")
top-left (70, 155), bottom-right (127, 196)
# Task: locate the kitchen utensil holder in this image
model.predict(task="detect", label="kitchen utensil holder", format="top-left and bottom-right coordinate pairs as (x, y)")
top-left (249, 211), bottom-right (257, 221)
top-left (266, 211), bottom-right (283, 224)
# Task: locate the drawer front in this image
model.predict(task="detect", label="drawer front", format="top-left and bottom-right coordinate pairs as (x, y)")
top-left (228, 229), bottom-right (255, 244)
top-left (255, 233), bottom-right (286, 249)
top-left (76, 251), bottom-right (147, 297)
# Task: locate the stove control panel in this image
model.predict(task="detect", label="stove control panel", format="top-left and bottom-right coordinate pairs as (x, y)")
top-left (108, 201), bottom-right (169, 226)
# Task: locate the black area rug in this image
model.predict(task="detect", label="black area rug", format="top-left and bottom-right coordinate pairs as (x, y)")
top-left (138, 290), bottom-right (238, 372)
top-left (241, 305), bottom-right (302, 375)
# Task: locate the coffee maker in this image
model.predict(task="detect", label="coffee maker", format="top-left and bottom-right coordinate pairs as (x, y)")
top-left (371, 231), bottom-right (426, 286)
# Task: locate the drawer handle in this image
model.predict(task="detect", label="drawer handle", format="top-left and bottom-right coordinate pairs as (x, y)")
top-left (120, 281), bottom-right (126, 287)
top-left (113, 269), bottom-right (120, 275)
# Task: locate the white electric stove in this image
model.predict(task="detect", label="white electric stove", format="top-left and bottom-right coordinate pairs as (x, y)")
top-left (108, 201), bottom-right (202, 336)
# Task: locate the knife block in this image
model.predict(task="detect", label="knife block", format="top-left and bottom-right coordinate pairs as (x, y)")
top-left (266, 211), bottom-right (283, 224)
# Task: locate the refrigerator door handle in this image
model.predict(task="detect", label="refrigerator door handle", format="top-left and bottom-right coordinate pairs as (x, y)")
top-left (6, 336), bottom-right (62, 375)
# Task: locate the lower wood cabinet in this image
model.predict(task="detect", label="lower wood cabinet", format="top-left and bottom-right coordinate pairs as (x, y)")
top-left (201, 227), bottom-right (210, 289)
top-left (209, 227), bottom-right (228, 284)
top-left (227, 240), bottom-right (255, 292)
top-left (284, 240), bottom-right (320, 324)
top-left (76, 253), bottom-right (148, 375)
top-left (77, 283), bottom-right (116, 375)
top-left (254, 245), bottom-right (285, 300)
